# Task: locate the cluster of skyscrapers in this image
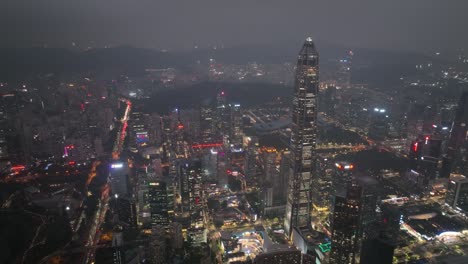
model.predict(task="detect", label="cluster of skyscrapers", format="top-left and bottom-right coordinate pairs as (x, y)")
top-left (282, 37), bottom-right (468, 264)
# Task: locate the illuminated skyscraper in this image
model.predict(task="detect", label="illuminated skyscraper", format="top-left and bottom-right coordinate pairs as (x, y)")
top-left (109, 162), bottom-right (129, 197)
top-left (230, 103), bottom-right (243, 146)
top-left (332, 161), bottom-right (355, 197)
top-left (447, 92), bottom-right (468, 176)
top-left (336, 50), bottom-right (353, 88)
top-left (329, 175), bottom-right (378, 264)
top-left (177, 160), bottom-right (203, 226)
top-left (284, 37), bottom-right (319, 237)
top-left (200, 100), bottom-right (215, 143)
top-left (445, 175), bottom-right (468, 213)
top-left (148, 180), bottom-right (170, 228)
top-left (215, 90), bottom-right (230, 138)
top-left (448, 92), bottom-right (468, 149)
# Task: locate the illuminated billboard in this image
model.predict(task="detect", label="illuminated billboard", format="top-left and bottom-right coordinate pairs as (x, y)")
top-left (136, 131), bottom-right (149, 144)
top-left (111, 163), bottom-right (124, 169)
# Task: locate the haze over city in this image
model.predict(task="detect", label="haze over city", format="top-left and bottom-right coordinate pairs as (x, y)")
top-left (1, 1), bottom-right (468, 264)
top-left (2, 0), bottom-right (468, 52)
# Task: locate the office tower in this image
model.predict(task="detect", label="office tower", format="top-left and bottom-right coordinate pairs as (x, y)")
top-left (109, 162), bottom-right (129, 197)
top-left (422, 105), bottom-right (436, 134)
top-left (329, 190), bottom-right (363, 264)
top-left (130, 109), bottom-right (149, 146)
top-left (170, 222), bottom-right (184, 250)
top-left (0, 126), bottom-right (7, 159)
top-left (174, 111), bottom-right (187, 158)
top-left (332, 161), bottom-right (355, 197)
top-left (94, 137), bottom-right (104, 157)
top-left (359, 203), bottom-right (399, 264)
top-left (230, 103), bottom-right (243, 146)
top-left (262, 148), bottom-right (279, 183)
top-left (201, 149), bottom-right (218, 182)
top-left (260, 147), bottom-right (279, 216)
top-left (322, 84), bottom-right (336, 116)
top-left (178, 162), bottom-right (191, 214)
top-left (215, 90), bottom-right (230, 138)
top-left (409, 135), bottom-right (443, 191)
top-left (448, 92), bottom-right (468, 149)
top-left (284, 37), bottom-right (319, 237)
top-left (148, 113), bottom-right (163, 145)
top-left (136, 169), bottom-right (151, 226)
top-left (188, 160), bottom-right (203, 227)
top-left (111, 196), bottom-right (137, 228)
top-left (329, 175), bottom-right (378, 264)
top-left (147, 231), bottom-right (168, 264)
top-left (278, 150), bottom-right (290, 206)
top-left (445, 175), bottom-right (468, 213)
top-left (179, 108), bottom-right (200, 142)
top-left (260, 149), bottom-right (289, 218)
top-left (200, 100), bottom-right (215, 143)
top-left (0, 99), bottom-right (7, 159)
top-left (148, 180), bottom-right (170, 228)
top-left (379, 203), bottom-right (402, 241)
top-left (217, 151), bottom-right (228, 187)
top-left (151, 158), bottom-right (163, 177)
top-left (244, 136), bottom-right (258, 176)
top-left (447, 92), bottom-right (468, 175)
top-left (368, 107), bottom-right (389, 141)
top-left (1, 93), bottom-right (21, 118)
top-left (177, 160), bottom-right (203, 225)
top-left (311, 158), bottom-right (332, 215)
top-left (336, 50), bottom-right (353, 88)
top-left (440, 103), bottom-right (457, 132)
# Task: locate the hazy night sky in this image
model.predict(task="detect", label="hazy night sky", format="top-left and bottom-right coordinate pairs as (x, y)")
top-left (1, 0), bottom-right (467, 52)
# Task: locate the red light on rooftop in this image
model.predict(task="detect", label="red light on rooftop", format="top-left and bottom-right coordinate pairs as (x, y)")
top-left (177, 124), bottom-right (184, 129)
top-left (413, 142), bottom-right (419, 152)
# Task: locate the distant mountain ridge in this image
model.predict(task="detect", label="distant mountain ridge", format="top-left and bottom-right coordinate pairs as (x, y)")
top-left (0, 44), bottom-right (443, 82)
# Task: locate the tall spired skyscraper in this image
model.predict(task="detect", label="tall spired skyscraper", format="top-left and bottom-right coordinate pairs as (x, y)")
top-left (284, 37), bottom-right (319, 237)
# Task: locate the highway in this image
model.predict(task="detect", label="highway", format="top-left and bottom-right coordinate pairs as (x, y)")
top-left (82, 187), bottom-right (109, 264)
top-left (83, 98), bottom-right (131, 263)
top-left (112, 98), bottom-right (132, 160)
